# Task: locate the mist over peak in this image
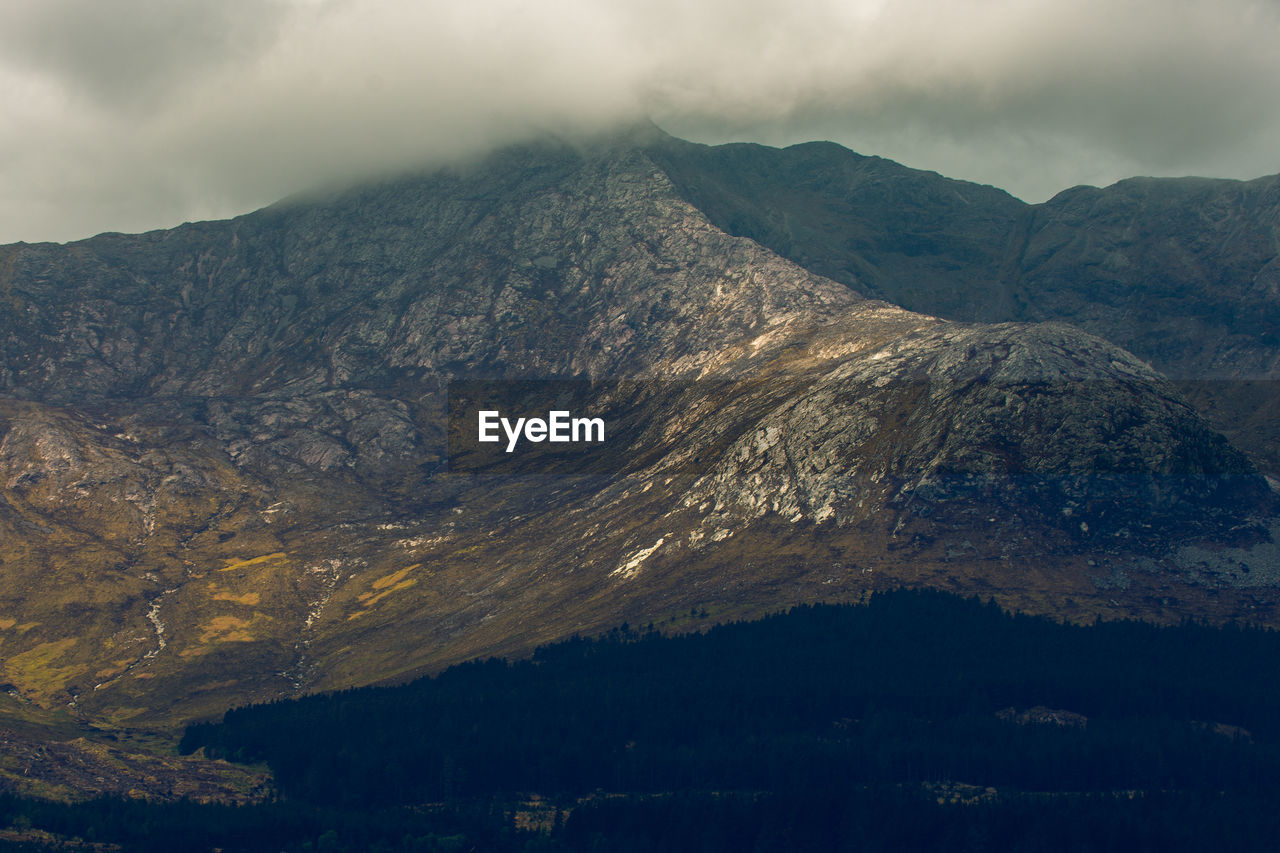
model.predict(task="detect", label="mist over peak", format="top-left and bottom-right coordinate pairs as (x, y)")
top-left (2, 0), bottom-right (1279, 243)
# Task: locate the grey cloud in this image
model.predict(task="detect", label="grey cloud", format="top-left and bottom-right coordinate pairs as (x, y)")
top-left (653, 0), bottom-right (1280, 197)
top-left (1, 0), bottom-right (1278, 243)
top-left (0, 0), bottom-right (289, 110)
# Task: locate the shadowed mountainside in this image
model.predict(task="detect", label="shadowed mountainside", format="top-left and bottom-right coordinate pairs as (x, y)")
top-left (646, 135), bottom-right (1280, 472)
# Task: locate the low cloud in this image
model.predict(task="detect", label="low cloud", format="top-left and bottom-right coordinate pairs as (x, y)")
top-left (2, 0), bottom-right (1278, 242)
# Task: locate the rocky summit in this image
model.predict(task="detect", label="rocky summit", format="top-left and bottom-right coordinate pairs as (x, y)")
top-left (0, 127), bottom-right (1276, 726)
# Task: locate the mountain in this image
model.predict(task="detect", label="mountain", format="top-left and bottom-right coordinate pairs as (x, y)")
top-left (0, 128), bottom-right (1275, 727)
top-left (645, 135), bottom-right (1280, 472)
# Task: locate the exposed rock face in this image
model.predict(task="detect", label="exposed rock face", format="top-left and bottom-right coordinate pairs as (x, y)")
top-left (0, 144), bottom-right (852, 404)
top-left (681, 321), bottom-right (1258, 542)
top-left (0, 129), bottom-right (1274, 724)
top-left (646, 136), bottom-right (1280, 472)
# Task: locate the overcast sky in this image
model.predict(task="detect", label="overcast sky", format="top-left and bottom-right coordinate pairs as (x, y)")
top-left (2, 0), bottom-right (1278, 244)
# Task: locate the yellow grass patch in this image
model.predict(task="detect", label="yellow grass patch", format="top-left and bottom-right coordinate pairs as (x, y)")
top-left (0, 618), bottom-right (15, 630)
top-left (180, 616), bottom-right (257, 657)
top-left (350, 560), bottom-right (424, 607)
top-left (5, 638), bottom-right (80, 695)
top-left (93, 659), bottom-right (133, 679)
top-left (353, 564), bottom-right (421, 609)
top-left (211, 590), bottom-right (261, 606)
top-left (358, 580), bottom-right (417, 608)
top-left (199, 616), bottom-right (254, 643)
top-left (220, 552), bottom-right (287, 572)
top-left (371, 565), bottom-right (419, 590)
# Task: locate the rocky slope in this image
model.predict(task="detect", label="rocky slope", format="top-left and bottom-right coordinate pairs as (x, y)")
top-left (0, 129), bottom-right (1275, 727)
top-left (646, 135), bottom-right (1280, 472)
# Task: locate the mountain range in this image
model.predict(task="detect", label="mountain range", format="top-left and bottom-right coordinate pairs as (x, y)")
top-left (1, 124), bottom-right (1277, 729)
